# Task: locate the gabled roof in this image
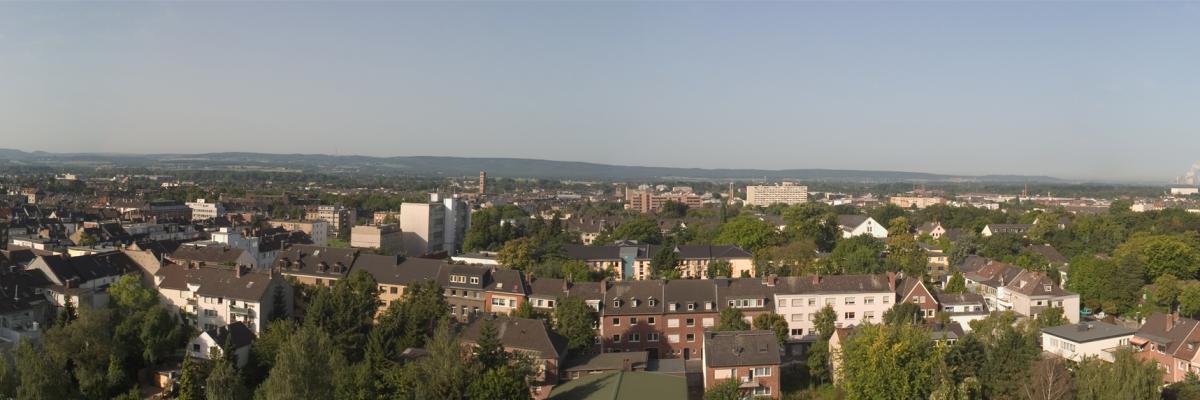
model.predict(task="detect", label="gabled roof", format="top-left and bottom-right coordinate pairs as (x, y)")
top-left (703, 330), bottom-right (781, 368)
top-left (0, 269), bottom-right (52, 314)
top-left (169, 246), bottom-right (249, 265)
top-left (1026, 244), bottom-right (1068, 265)
top-left (156, 263), bottom-right (277, 301)
top-left (460, 316), bottom-right (568, 359)
top-left (662, 279), bottom-right (717, 314)
top-left (33, 252), bottom-right (134, 285)
top-left (201, 321), bottom-right (257, 349)
top-left (1136, 313), bottom-right (1200, 359)
top-left (836, 215), bottom-right (870, 229)
top-left (528, 277), bottom-right (568, 299)
top-left (715, 278), bottom-right (777, 311)
top-left (486, 268), bottom-right (527, 296)
top-left (603, 280), bottom-right (665, 316)
top-left (776, 274), bottom-right (893, 294)
top-left (1005, 270), bottom-right (1071, 297)
top-left (275, 245), bottom-right (359, 278)
top-left (354, 255), bottom-right (442, 286)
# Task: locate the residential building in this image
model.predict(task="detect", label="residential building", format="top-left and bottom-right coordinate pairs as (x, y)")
top-left (560, 352), bottom-right (649, 380)
top-left (372, 211), bottom-right (401, 225)
top-left (921, 243), bottom-right (949, 277)
top-left (1171, 187), bottom-right (1200, 196)
top-left (624, 187), bottom-right (704, 214)
top-left (916, 222), bottom-right (948, 240)
top-left (399, 202), bottom-right (445, 256)
top-left (268, 220), bottom-right (329, 246)
top-left (350, 224), bottom-right (403, 254)
top-left (460, 316), bottom-right (568, 399)
top-left (441, 195), bottom-right (471, 255)
top-left (188, 321), bottom-right (255, 367)
top-left (0, 269), bottom-right (53, 343)
top-left (1042, 321), bottom-right (1134, 362)
top-left (889, 196), bottom-right (946, 209)
top-left (304, 205), bottom-right (356, 237)
top-left (962, 257), bottom-right (1080, 323)
top-left (895, 275), bottom-right (938, 320)
top-left (836, 215), bottom-right (888, 239)
top-left (981, 224), bottom-right (1034, 237)
top-left (275, 245), bottom-right (359, 287)
top-left (27, 252), bottom-right (133, 307)
top-left (661, 279), bottom-right (720, 360)
top-left (439, 264), bottom-right (488, 321)
top-left (745, 183), bottom-right (808, 207)
top-left (352, 254), bottom-right (441, 314)
top-left (936, 293), bottom-right (988, 331)
top-left (773, 274), bottom-right (894, 339)
top-left (562, 243), bottom-right (754, 280)
top-left (167, 245), bottom-right (257, 270)
top-left (186, 199), bottom-right (226, 221)
top-left (485, 268), bottom-right (528, 316)
top-left (155, 263), bottom-right (293, 334)
top-left (601, 280), bottom-right (666, 356)
top-left (702, 330), bottom-right (782, 399)
top-left (1133, 313), bottom-right (1200, 383)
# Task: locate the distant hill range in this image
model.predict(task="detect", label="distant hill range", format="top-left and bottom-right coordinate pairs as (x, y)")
top-left (0, 148), bottom-right (1063, 183)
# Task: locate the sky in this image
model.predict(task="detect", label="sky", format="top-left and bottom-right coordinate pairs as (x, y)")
top-left (1, 2), bottom-right (1198, 182)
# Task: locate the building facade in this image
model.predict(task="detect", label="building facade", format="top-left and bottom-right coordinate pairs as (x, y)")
top-left (745, 183), bottom-right (809, 207)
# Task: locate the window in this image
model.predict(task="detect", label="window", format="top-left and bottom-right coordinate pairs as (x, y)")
top-left (548, 300), bottom-right (555, 307)
top-left (632, 299), bottom-right (641, 307)
top-left (686, 334), bottom-right (695, 342)
top-left (791, 314), bottom-right (803, 322)
top-left (203, 309), bottom-right (217, 317)
top-left (687, 303), bottom-right (696, 311)
top-left (192, 344), bottom-right (201, 352)
top-left (808, 298), bottom-right (816, 306)
top-left (703, 317), bottom-right (714, 327)
top-left (648, 333), bottom-right (660, 342)
top-left (628, 334), bottom-right (640, 342)
top-left (612, 335), bottom-right (621, 343)
top-left (613, 299), bottom-right (622, 308)
top-left (705, 301), bottom-right (713, 310)
top-left (752, 367), bottom-right (772, 377)
top-left (790, 329), bottom-right (803, 336)
top-left (470, 277), bottom-right (480, 284)
top-left (648, 317), bottom-right (656, 325)
top-left (450, 275), bottom-right (466, 283)
top-left (668, 334), bottom-right (680, 343)
top-left (491, 298), bottom-right (510, 307)
top-left (670, 303), bottom-right (678, 311)
top-left (612, 318), bottom-right (620, 326)
top-left (844, 312), bottom-right (856, 320)
top-left (686, 318), bottom-right (695, 327)
top-left (630, 317), bottom-right (639, 325)
top-left (844, 297), bottom-right (855, 305)
top-left (668, 319), bottom-right (680, 328)
top-left (390, 287), bottom-right (398, 294)
top-left (752, 387), bottom-right (772, 396)
top-left (649, 299), bottom-right (657, 306)
top-left (864, 311), bottom-right (875, 320)
top-left (825, 298), bottom-right (835, 305)
top-left (864, 296), bottom-right (874, 305)
top-left (883, 296), bottom-right (890, 304)
top-left (790, 299), bottom-right (802, 307)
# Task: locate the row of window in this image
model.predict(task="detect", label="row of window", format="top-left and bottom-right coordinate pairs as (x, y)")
top-left (781, 296), bottom-right (890, 307)
top-left (448, 275), bottom-right (481, 285)
top-left (611, 317), bottom-right (718, 328)
top-left (612, 333), bottom-right (662, 343)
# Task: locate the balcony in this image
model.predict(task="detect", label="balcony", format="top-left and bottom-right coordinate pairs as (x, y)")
top-left (739, 376), bottom-right (758, 388)
top-left (229, 306), bottom-right (256, 318)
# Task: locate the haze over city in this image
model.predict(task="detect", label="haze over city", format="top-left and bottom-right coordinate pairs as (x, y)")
top-left (3, 2), bottom-right (1199, 181)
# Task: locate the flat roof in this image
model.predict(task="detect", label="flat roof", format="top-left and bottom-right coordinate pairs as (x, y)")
top-left (1042, 321), bottom-right (1135, 343)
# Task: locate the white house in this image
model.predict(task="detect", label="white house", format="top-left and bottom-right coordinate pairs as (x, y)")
top-left (836, 215), bottom-right (888, 239)
top-left (936, 293), bottom-right (989, 332)
top-left (963, 258), bottom-right (1080, 323)
top-left (186, 199), bottom-right (226, 221)
top-left (1041, 321), bottom-right (1134, 362)
top-left (188, 321), bottom-right (256, 367)
top-left (774, 274), bottom-right (895, 339)
top-left (155, 263), bottom-right (292, 334)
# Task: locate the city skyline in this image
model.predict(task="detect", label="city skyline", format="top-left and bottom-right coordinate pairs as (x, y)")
top-left (3, 2), bottom-right (1199, 181)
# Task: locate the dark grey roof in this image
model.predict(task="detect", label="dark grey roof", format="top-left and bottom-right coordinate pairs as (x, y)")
top-left (486, 268), bottom-right (527, 295)
top-left (715, 278), bottom-right (777, 311)
top-left (1026, 244), bottom-right (1068, 265)
top-left (563, 244), bottom-right (620, 260)
top-left (562, 351), bottom-right (649, 372)
top-left (275, 245), bottom-right (359, 278)
top-left (35, 252), bottom-right (133, 285)
top-left (528, 277), bottom-right (568, 299)
top-left (355, 255), bottom-right (442, 286)
top-left (836, 215), bottom-right (870, 228)
top-left (703, 330), bottom-right (781, 368)
top-left (930, 322), bottom-right (967, 342)
top-left (439, 264), bottom-right (489, 289)
top-left (563, 244), bottom-right (752, 261)
top-left (603, 280), bottom-right (665, 316)
top-left (203, 321), bottom-right (256, 349)
top-left (169, 246), bottom-right (248, 265)
top-left (776, 274), bottom-right (892, 294)
top-left (936, 292), bottom-right (985, 305)
top-left (663, 279), bottom-right (717, 314)
top-left (567, 282), bottom-right (602, 302)
top-left (157, 264), bottom-right (277, 301)
top-left (1043, 321), bottom-right (1135, 343)
top-left (460, 316), bottom-right (568, 359)
top-left (0, 269), bottom-right (52, 314)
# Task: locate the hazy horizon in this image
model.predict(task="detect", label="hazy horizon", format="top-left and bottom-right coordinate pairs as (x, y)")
top-left (2, 2), bottom-right (1199, 182)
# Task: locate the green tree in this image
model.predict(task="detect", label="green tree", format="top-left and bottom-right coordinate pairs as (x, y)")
top-left (838, 323), bottom-right (940, 399)
top-left (764, 240), bottom-right (817, 276)
top-left (463, 205), bottom-right (529, 251)
top-left (716, 307), bottom-right (750, 331)
top-left (1153, 274), bottom-right (1184, 313)
top-left (206, 351), bottom-right (247, 400)
top-left (474, 319), bottom-right (508, 371)
top-left (54, 296), bottom-right (77, 328)
top-left (944, 334), bottom-right (986, 382)
top-left (1074, 348), bottom-right (1162, 400)
top-left (714, 216), bottom-right (782, 253)
top-left (77, 231), bottom-right (98, 246)
top-left (389, 321), bottom-right (477, 399)
top-left (944, 270), bottom-right (967, 294)
top-left (255, 326), bottom-right (346, 400)
top-left (1116, 234), bottom-right (1200, 281)
top-left (752, 313), bottom-right (789, 346)
top-left (979, 323), bottom-right (1039, 399)
top-left (813, 305), bottom-right (837, 340)
top-left (830, 235), bottom-right (886, 274)
top-left (1180, 284), bottom-right (1200, 318)
top-left (178, 353), bottom-right (205, 400)
top-left (807, 338), bottom-right (831, 386)
top-left (0, 350), bottom-right (15, 399)
top-left (886, 231), bottom-right (928, 277)
top-left (1034, 307), bottom-right (1067, 328)
top-left (497, 237), bottom-right (541, 271)
top-left (658, 200), bottom-right (689, 219)
top-left (554, 296), bottom-right (597, 353)
top-left (1067, 255), bottom-right (1144, 316)
top-left (466, 365), bottom-right (532, 400)
top-left (14, 339), bottom-right (72, 400)
top-left (650, 246), bottom-right (682, 279)
top-left (705, 259), bottom-right (733, 278)
top-left (511, 301), bottom-right (548, 321)
top-left (607, 216), bottom-right (663, 244)
top-left (108, 274), bottom-right (158, 311)
top-left (782, 203), bottom-right (839, 252)
top-left (703, 377), bottom-right (743, 400)
top-left (303, 270), bottom-right (381, 362)
top-left (883, 302), bottom-right (924, 326)
top-left (248, 320), bottom-right (298, 385)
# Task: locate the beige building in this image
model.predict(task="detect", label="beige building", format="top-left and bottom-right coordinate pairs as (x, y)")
top-left (746, 183), bottom-right (809, 207)
top-left (399, 202), bottom-right (445, 256)
top-left (269, 220), bottom-right (329, 246)
top-left (155, 264), bottom-right (293, 334)
top-left (185, 199), bottom-right (225, 221)
top-left (350, 224), bottom-right (403, 254)
top-left (562, 244), bottom-right (754, 280)
top-left (304, 205), bottom-right (356, 237)
top-left (889, 196), bottom-right (946, 209)
top-left (624, 188), bottom-right (704, 214)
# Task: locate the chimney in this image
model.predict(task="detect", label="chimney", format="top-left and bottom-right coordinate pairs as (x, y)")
top-left (236, 265), bottom-right (247, 278)
top-left (887, 272), bottom-right (897, 291)
top-left (762, 274), bottom-right (777, 287)
top-left (811, 275), bottom-right (820, 285)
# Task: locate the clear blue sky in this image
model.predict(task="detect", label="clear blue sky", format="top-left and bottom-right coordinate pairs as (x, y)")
top-left (1, 2), bottom-right (1198, 182)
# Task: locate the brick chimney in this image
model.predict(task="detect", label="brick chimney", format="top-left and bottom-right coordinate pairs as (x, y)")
top-left (811, 274), bottom-right (821, 285)
top-left (887, 272), bottom-right (897, 291)
top-left (762, 274), bottom-right (777, 287)
top-left (236, 265), bottom-right (247, 278)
